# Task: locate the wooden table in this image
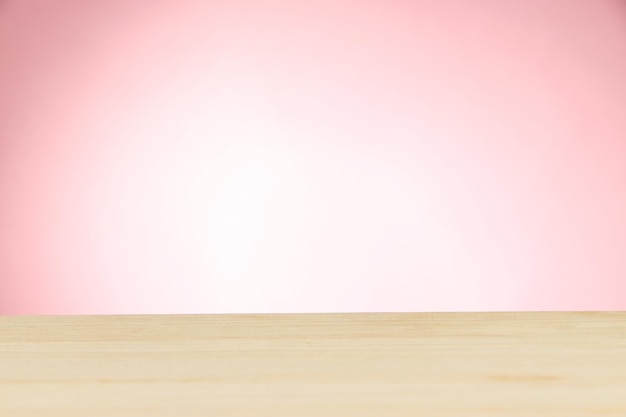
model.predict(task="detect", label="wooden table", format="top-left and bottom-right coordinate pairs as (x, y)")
top-left (1, 312), bottom-right (625, 416)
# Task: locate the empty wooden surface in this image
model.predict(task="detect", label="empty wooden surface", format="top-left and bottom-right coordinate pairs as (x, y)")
top-left (1, 312), bottom-right (625, 416)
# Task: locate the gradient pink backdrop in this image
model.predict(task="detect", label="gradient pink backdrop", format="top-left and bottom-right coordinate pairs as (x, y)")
top-left (1, 0), bottom-right (626, 314)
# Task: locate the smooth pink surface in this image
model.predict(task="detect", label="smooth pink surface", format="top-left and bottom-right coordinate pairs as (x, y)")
top-left (1, 1), bottom-right (626, 314)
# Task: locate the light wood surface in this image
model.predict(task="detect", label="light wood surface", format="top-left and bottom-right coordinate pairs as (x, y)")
top-left (1, 312), bottom-right (625, 416)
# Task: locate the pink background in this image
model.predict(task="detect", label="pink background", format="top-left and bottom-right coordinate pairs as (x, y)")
top-left (1, 0), bottom-right (626, 314)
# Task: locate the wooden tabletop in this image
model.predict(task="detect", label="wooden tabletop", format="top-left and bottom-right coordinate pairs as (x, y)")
top-left (1, 312), bottom-right (625, 416)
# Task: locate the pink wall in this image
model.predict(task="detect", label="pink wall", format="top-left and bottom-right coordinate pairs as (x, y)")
top-left (2, 0), bottom-right (626, 314)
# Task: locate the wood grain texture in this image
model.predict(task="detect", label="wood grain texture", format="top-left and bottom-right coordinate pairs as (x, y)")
top-left (1, 312), bottom-right (625, 416)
